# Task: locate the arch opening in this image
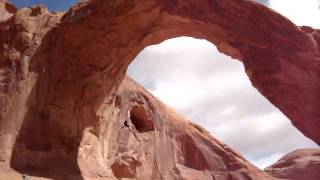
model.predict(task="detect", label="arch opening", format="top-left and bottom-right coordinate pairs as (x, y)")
top-left (127, 37), bottom-right (317, 169)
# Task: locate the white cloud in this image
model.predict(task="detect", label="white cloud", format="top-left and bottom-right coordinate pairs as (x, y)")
top-left (128, 37), bottom-right (317, 169)
top-left (269, 0), bottom-right (320, 28)
top-left (251, 152), bottom-right (283, 169)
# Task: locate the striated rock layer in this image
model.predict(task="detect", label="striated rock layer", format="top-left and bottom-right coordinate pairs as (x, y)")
top-left (0, 0), bottom-right (319, 179)
top-left (77, 76), bottom-right (273, 179)
top-left (265, 148), bottom-right (320, 180)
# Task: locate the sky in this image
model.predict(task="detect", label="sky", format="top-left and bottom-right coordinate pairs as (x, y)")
top-left (11, 0), bottom-right (320, 169)
top-left (11, 0), bottom-right (77, 11)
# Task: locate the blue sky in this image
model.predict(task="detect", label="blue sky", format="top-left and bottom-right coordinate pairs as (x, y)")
top-left (11, 0), bottom-right (76, 11)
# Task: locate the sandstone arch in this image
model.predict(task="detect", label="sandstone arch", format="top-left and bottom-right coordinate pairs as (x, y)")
top-left (47, 0), bottom-right (319, 144)
top-left (1, 0), bottom-right (319, 179)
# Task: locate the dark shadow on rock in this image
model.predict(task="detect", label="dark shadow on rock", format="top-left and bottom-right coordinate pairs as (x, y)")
top-left (9, 28), bottom-right (84, 180)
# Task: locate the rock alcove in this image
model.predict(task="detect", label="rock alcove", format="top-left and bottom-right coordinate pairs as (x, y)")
top-left (129, 105), bottom-right (155, 133)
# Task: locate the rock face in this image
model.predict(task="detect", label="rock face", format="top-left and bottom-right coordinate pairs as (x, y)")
top-left (76, 76), bottom-right (272, 180)
top-left (0, 0), bottom-right (319, 179)
top-left (0, 1), bottom-right (63, 166)
top-left (0, 0), bottom-right (16, 22)
top-left (265, 149), bottom-right (320, 180)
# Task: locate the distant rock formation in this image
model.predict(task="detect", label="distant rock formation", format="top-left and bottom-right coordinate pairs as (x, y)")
top-left (265, 149), bottom-right (320, 180)
top-left (0, 0), bottom-right (319, 179)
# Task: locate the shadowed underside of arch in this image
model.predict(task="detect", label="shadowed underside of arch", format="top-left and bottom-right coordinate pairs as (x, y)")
top-left (0, 0), bottom-right (319, 179)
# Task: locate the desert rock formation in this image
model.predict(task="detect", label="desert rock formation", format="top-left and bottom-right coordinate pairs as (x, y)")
top-left (0, 0), bottom-right (319, 179)
top-left (265, 148), bottom-right (320, 180)
top-left (49, 0), bottom-right (320, 144)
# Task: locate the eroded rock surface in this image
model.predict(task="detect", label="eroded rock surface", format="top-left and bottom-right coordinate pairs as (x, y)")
top-left (0, 1), bottom-right (63, 167)
top-left (75, 76), bottom-right (273, 179)
top-left (0, 0), bottom-right (319, 179)
top-left (265, 149), bottom-right (320, 180)
top-left (0, 1), bottom-right (16, 22)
